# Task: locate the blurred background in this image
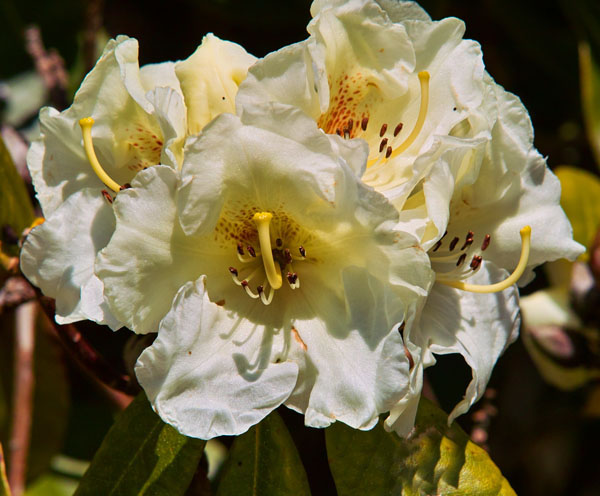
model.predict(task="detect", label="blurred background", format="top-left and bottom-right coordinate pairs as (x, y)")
top-left (1, 0), bottom-right (599, 494)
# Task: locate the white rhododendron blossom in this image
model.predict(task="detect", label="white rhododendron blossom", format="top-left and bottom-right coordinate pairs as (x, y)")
top-left (95, 108), bottom-right (433, 438)
top-left (20, 34), bottom-right (256, 328)
top-left (236, 0), bottom-right (583, 434)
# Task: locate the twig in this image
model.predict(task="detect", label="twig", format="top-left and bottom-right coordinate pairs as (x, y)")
top-left (0, 442), bottom-right (13, 496)
top-left (36, 293), bottom-right (139, 396)
top-left (0, 277), bottom-right (36, 313)
top-left (23, 26), bottom-right (68, 110)
top-left (8, 302), bottom-right (37, 496)
top-left (83, 0), bottom-right (105, 74)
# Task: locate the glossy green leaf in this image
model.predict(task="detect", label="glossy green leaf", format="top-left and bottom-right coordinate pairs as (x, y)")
top-left (580, 41), bottom-right (600, 169)
top-left (74, 393), bottom-right (205, 496)
top-left (0, 442), bottom-right (11, 496)
top-left (0, 133), bottom-right (34, 243)
top-left (326, 398), bottom-right (516, 496)
top-left (216, 411), bottom-right (311, 496)
top-left (555, 166), bottom-right (600, 260)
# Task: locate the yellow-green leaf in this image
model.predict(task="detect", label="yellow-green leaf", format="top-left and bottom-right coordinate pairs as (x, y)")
top-left (0, 133), bottom-right (34, 241)
top-left (74, 393), bottom-right (205, 496)
top-left (580, 41), bottom-right (600, 169)
top-left (326, 398), bottom-right (516, 496)
top-left (555, 166), bottom-right (600, 261)
top-left (216, 411), bottom-right (311, 496)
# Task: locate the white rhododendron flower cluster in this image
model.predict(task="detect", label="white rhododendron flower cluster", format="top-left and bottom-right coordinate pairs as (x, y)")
top-left (20, 0), bottom-right (582, 440)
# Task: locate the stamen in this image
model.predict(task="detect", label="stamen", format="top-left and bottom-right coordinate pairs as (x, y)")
top-left (456, 253), bottom-right (466, 266)
top-left (361, 117), bottom-right (369, 131)
top-left (247, 245), bottom-right (257, 257)
top-left (387, 71), bottom-right (430, 159)
top-left (481, 234), bottom-right (491, 251)
top-left (385, 146), bottom-right (392, 159)
top-left (437, 226), bottom-right (531, 293)
top-left (299, 246), bottom-right (306, 257)
top-left (252, 212), bottom-right (283, 290)
top-left (393, 123), bottom-right (403, 137)
top-left (79, 117), bottom-right (122, 193)
top-left (461, 231), bottom-right (474, 251)
top-left (379, 123), bottom-right (387, 137)
top-left (449, 237), bottom-right (459, 251)
top-left (379, 138), bottom-right (388, 153)
top-left (101, 190), bottom-right (113, 204)
top-left (241, 280), bottom-right (260, 299)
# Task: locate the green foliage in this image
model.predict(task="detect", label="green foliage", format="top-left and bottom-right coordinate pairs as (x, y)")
top-left (74, 393), bottom-right (205, 496)
top-left (0, 133), bottom-right (34, 246)
top-left (580, 41), bottom-right (600, 168)
top-left (326, 398), bottom-right (516, 496)
top-left (555, 166), bottom-right (600, 260)
top-left (216, 411), bottom-right (311, 496)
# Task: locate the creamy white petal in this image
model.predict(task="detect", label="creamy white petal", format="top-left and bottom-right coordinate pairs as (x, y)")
top-left (96, 166), bottom-right (204, 334)
top-left (175, 33), bottom-right (256, 134)
top-left (20, 188), bottom-right (120, 328)
top-left (416, 263), bottom-right (520, 422)
top-left (135, 277), bottom-right (298, 439)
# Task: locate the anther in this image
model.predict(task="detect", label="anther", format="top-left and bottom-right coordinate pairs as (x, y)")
top-left (247, 245), bottom-right (257, 257)
top-left (470, 255), bottom-right (483, 270)
top-left (257, 285), bottom-right (264, 294)
top-left (456, 253), bottom-right (467, 267)
top-left (432, 239), bottom-right (442, 252)
top-left (379, 123), bottom-right (388, 137)
top-left (229, 267), bottom-right (238, 277)
top-left (120, 183), bottom-right (131, 190)
top-left (79, 117), bottom-right (122, 193)
top-left (386, 146), bottom-right (392, 158)
top-left (299, 246), bottom-right (306, 257)
top-left (336, 129), bottom-right (342, 137)
top-left (347, 119), bottom-right (353, 131)
top-left (283, 248), bottom-right (292, 265)
top-left (101, 190), bottom-right (113, 204)
top-left (461, 231), bottom-right (474, 251)
top-left (449, 237), bottom-right (459, 251)
top-left (237, 243), bottom-right (244, 256)
top-left (379, 138), bottom-right (388, 153)
top-left (276, 238), bottom-right (283, 248)
top-left (437, 226), bottom-right (531, 294)
top-left (361, 117), bottom-right (369, 131)
top-left (394, 123), bottom-right (403, 137)
top-left (481, 234), bottom-right (491, 251)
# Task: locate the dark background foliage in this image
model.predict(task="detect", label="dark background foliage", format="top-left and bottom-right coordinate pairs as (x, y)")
top-left (1, 0), bottom-right (599, 494)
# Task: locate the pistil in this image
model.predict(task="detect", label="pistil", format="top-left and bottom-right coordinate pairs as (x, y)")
top-left (79, 117), bottom-right (122, 193)
top-left (252, 212), bottom-right (283, 290)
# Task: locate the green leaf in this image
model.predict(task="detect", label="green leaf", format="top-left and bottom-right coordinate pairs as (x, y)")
top-left (326, 398), bottom-right (516, 496)
top-left (0, 133), bottom-right (34, 242)
top-left (25, 473), bottom-right (77, 496)
top-left (580, 41), bottom-right (600, 169)
top-left (74, 393), bottom-right (205, 496)
top-left (0, 442), bottom-right (11, 496)
top-left (216, 412), bottom-right (311, 496)
top-left (555, 166), bottom-right (600, 261)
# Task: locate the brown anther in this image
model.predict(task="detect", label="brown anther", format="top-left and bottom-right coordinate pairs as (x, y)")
top-left (276, 238), bottom-right (283, 248)
top-left (257, 285), bottom-right (264, 294)
top-left (393, 123), bottom-right (403, 137)
top-left (120, 183), bottom-right (131, 190)
top-left (432, 239), bottom-right (442, 252)
top-left (347, 118), bottom-right (353, 130)
top-left (398, 322), bottom-right (406, 335)
top-left (228, 267), bottom-right (238, 277)
top-left (449, 237), bottom-right (459, 251)
top-left (379, 123), bottom-right (388, 137)
top-left (385, 146), bottom-right (392, 158)
top-left (461, 231), bottom-right (475, 251)
top-left (361, 117), bottom-right (369, 131)
top-left (336, 129), bottom-right (342, 137)
top-left (101, 190), bottom-right (113, 204)
top-left (481, 234), bottom-right (491, 251)
top-left (287, 272), bottom-right (298, 285)
top-left (241, 280), bottom-right (249, 287)
top-left (299, 246), bottom-right (306, 257)
top-left (456, 253), bottom-right (467, 267)
top-left (470, 255), bottom-right (483, 270)
top-left (237, 243), bottom-right (244, 256)
top-left (284, 248), bottom-right (292, 264)
top-left (379, 138), bottom-right (388, 153)
top-left (247, 245), bottom-right (257, 257)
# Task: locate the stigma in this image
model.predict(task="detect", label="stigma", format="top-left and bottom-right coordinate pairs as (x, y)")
top-left (435, 226), bottom-right (531, 293)
top-left (227, 211), bottom-right (306, 305)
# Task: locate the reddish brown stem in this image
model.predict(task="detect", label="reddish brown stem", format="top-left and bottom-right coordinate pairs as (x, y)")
top-left (36, 294), bottom-right (139, 396)
top-left (8, 302), bottom-right (36, 496)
